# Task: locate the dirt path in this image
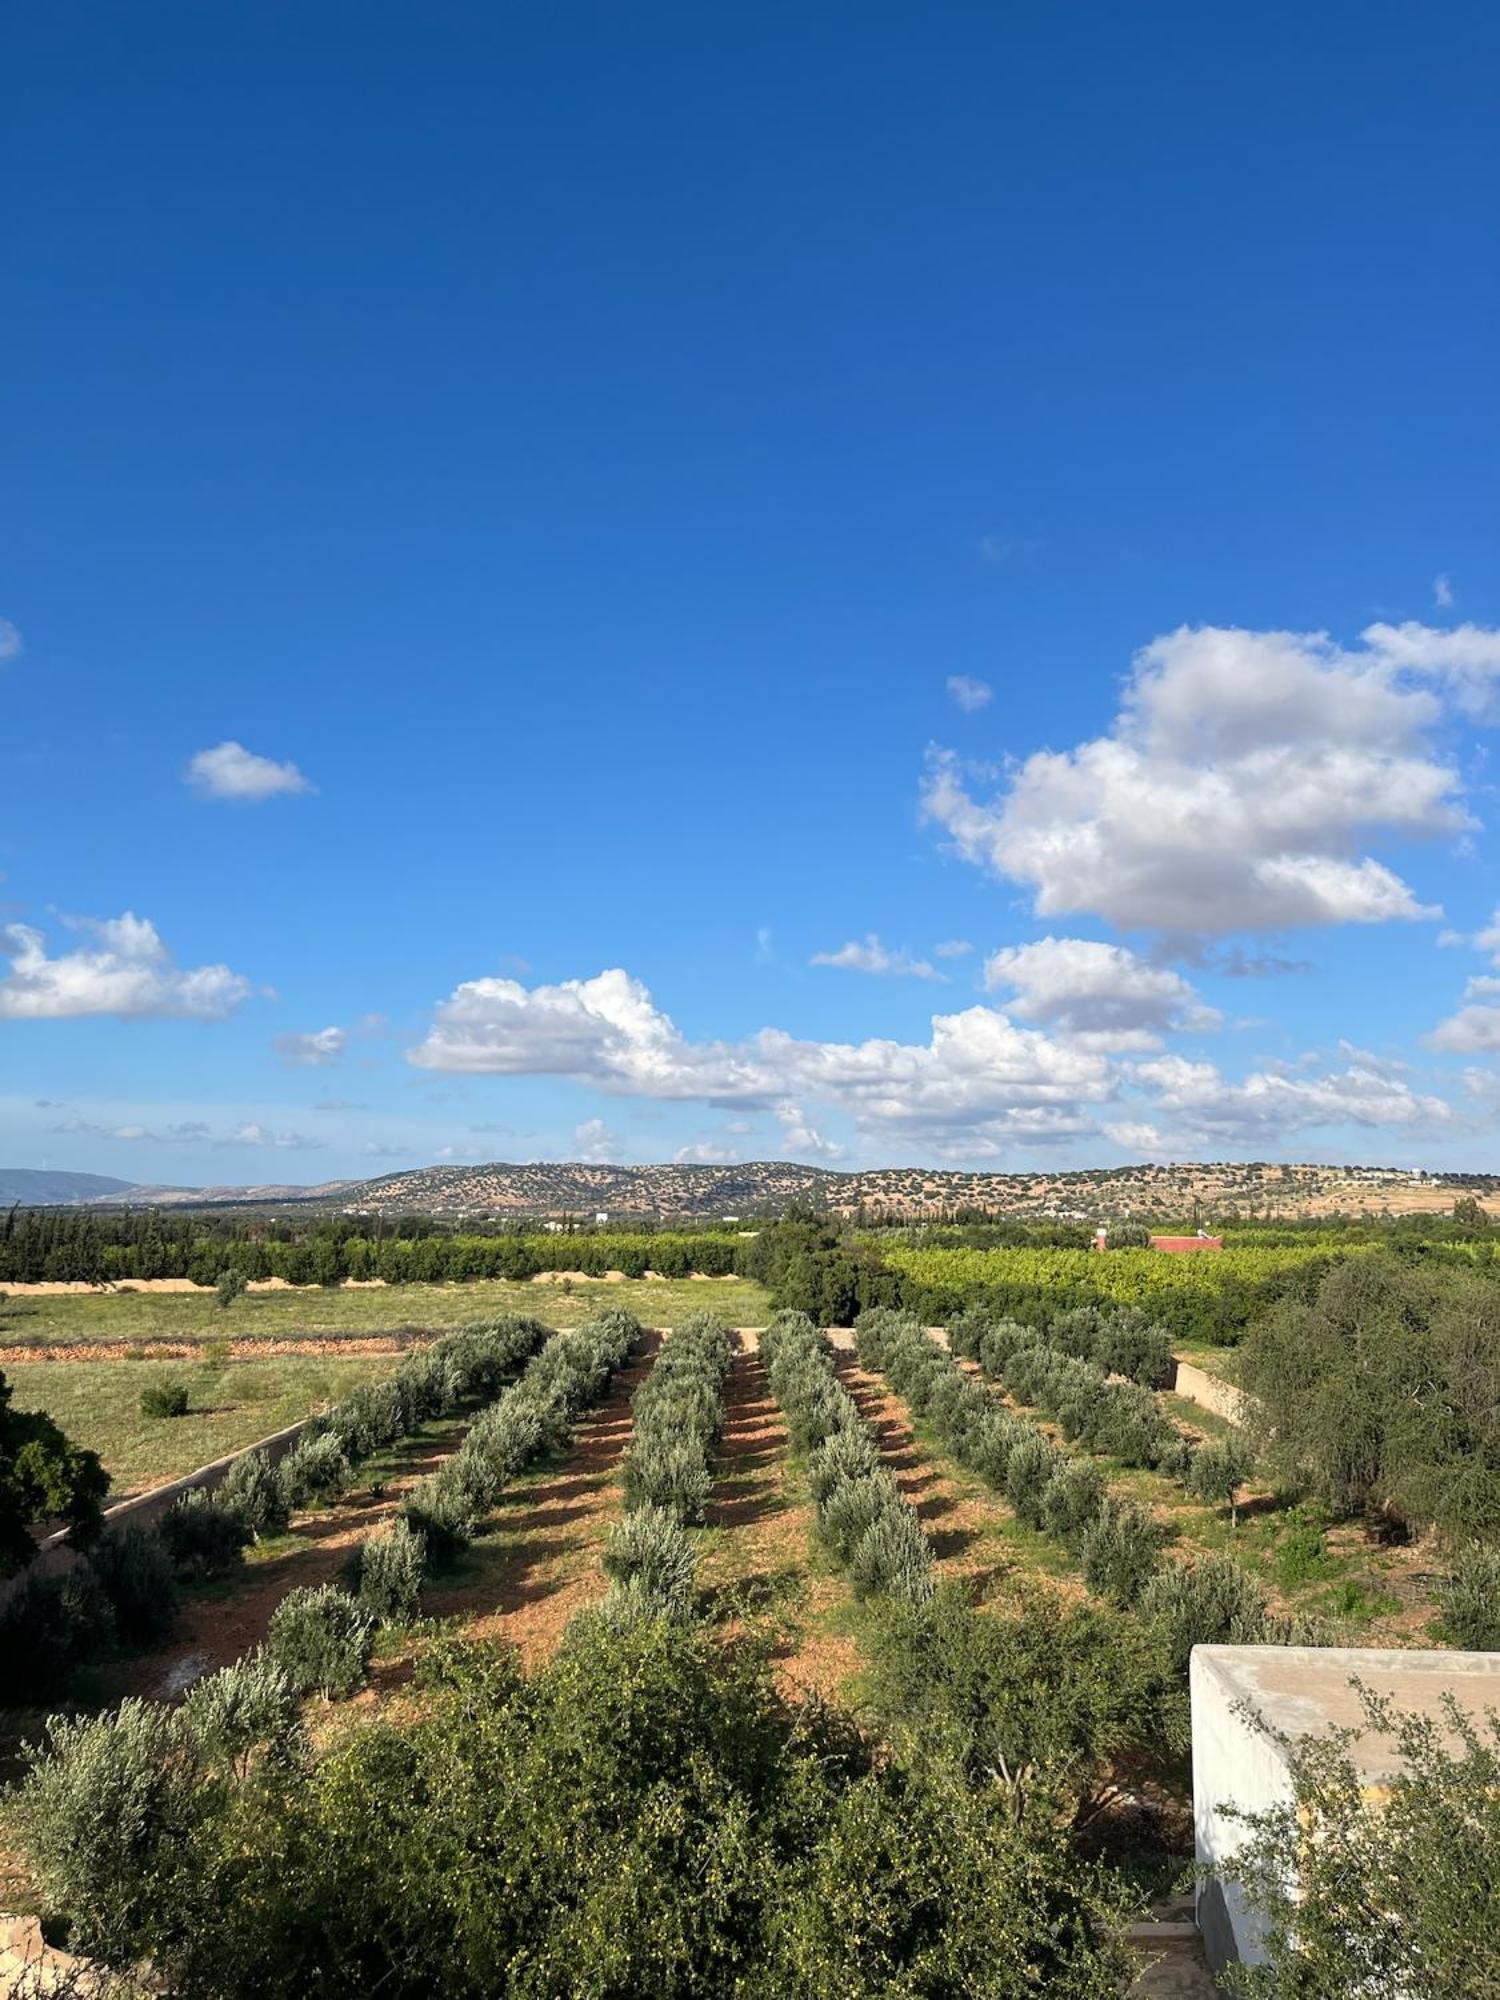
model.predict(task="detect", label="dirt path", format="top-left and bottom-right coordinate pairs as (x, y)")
top-left (107, 1413), bottom-right (475, 1701)
top-left (832, 1352), bottom-right (1020, 1597)
top-left (697, 1343), bottom-right (862, 1703)
top-left (415, 1330), bottom-right (663, 1667)
top-left (0, 1336), bottom-right (422, 1364)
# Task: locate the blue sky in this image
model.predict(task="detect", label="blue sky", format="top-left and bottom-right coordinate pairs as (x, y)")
top-left (4, 1), bottom-right (1499, 1184)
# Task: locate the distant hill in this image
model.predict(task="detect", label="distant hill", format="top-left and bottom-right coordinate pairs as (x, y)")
top-left (0, 1168), bottom-right (148, 1206)
top-left (6, 1155), bottom-right (1493, 1221)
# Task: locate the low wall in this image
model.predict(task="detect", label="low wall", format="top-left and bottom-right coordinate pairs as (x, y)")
top-left (1172, 1360), bottom-right (1251, 1427)
top-left (3, 1415), bottom-right (318, 1609)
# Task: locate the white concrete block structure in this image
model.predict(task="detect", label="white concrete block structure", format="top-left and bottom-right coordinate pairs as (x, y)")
top-left (1191, 1644), bottom-right (1500, 1975)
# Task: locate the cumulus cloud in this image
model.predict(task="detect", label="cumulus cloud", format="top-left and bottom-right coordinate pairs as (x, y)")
top-left (186, 741), bottom-right (314, 802)
top-left (923, 622), bottom-right (1500, 935)
top-left (573, 1117), bottom-right (623, 1163)
top-left (1128, 1052), bottom-right (1450, 1147)
top-left (0, 619), bottom-right (23, 661)
top-left (810, 935), bottom-right (942, 980)
top-left (1428, 978), bottom-right (1500, 1054)
top-left (945, 675), bottom-right (993, 713)
top-left (775, 1102), bottom-right (845, 1160)
top-left (673, 1139), bottom-right (744, 1164)
top-left (222, 1122), bottom-right (325, 1150)
top-left (984, 937), bottom-right (1220, 1050)
top-left (407, 963), bottom-right (1115, 1154)
top-left (0, 913), bottom-right (251, 1021)
top-left (274, 1026), bottom-right (347, 1067)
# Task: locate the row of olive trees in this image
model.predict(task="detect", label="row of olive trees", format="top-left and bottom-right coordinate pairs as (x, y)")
top-left (0, 1315), bottom-right (552, 1706)
top-left (600, 1311), bottom-right (734, 1624)
top-left (856, 1310), bottom-right (1308, 1677)
top-left (762, 1310), bottom-right (936, 1605)
top-left (257, 1307), bottom-right (646, 1697)
top-left (958, 1313), bottom-right (1252, 1513)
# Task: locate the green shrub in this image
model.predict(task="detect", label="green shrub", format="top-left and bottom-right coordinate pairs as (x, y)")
top-left (623, 1437), bottom-right (713, 1523)
top-left (600, 1505), bottom-right (698, 1620)
top-left (265, 1585), bottom-right (374, 1699)
top-left (1186, 1436), bottom-right (1255, 1522)
top-left (1005, 1435), bottom-right (1059, 1528)
top-left (1437, 1544), bottom-right (1500, 1650)
top-left (218, 1447), bottom-right (291, 1537)
top-left (10, 1612), bottom-right (1132, 1997)
top-left (215, 1268), bottom-right (247, 1309)
top-left (1039, 1459), bottom-right (1107, 1549)
top-left (0, 1566), bottom-right (116, 1705)
top-left (89, 1524), bottom-right (178, 1645)
top-left (12, 1699), bottom-right (207, 1967)
top-left (280, 1431), bottom-right (350, 1507)
top-left (183, 1651), bottom-right (298, 1764)
top-left (1138, 1555), bottom-right (1269, 1675)
top-left (818, 1470), bottom-right (895, 1561)
top-left (357, 1520), bottom-right (428, 1624)
top-left (139, 1380), bottom-right (190, 1419)
top-left (1218, 1689), bottom-right (1500, 1997)
top-left (399, 1478), bottom-right (478, 1563)
top-left (808, 1427), bottom-right (880, 1504)
top-left (159, 1488), bottom-right (251, 1579)
top-left (848, 1503), bottom-right (935, 1605)
top-left (1079, 1499), bottom-right (1166, 1608)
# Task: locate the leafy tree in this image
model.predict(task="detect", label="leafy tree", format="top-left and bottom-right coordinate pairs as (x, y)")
top-left (1187, 1436), bottom-right (1255, 1525)
top-left (215, 1266), bottom-right (248, 1308)
top-left (1436, 1544), bottom-right (1500, 1650)
top-left (1220, 1689), bottom-right (1500, 1998)
top-left (0, 1370), bottom-right (110, 1573)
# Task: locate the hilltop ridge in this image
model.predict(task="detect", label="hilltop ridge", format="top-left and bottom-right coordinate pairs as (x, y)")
top-left (6, 1156), bottom-right (1495, 1220)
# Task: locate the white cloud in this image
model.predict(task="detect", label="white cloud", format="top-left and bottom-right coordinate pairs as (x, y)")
top-left (923, 621), bottom-right (1500, 935)
top-left (933, 939), bottom-right (973, 959)
top-left (186, 741), bottom-right (314, 802)
top-left (673, 1139), bottom-right (743, 1164)
top-left (810, 934), bottom-right (943, 980)
top-left (573, 1116), bottom-right (623, 1163)
top-left (222, 1122), bottom-right (325, 1150)
top-left (1434, 574), bottom-right (1455, 610)
top-left (1427, 977), bottom-right (1500, 1054)
top-left (984, 936), bottom-right (1220, 1050)
top-left (1129, 1052), bottom-right (1450, 1147)
top-left (407, 963), bottom-right (1115, 1155)
top-left (0, 619), bottom-right (23, 661)
top-left (273, 1026), bottom-right (347, 1067)
top-left (0, 912), bottom-right (251, 1021)
top-left (775, 1102), bottom-right (844, 1160)
top-left (946, 674), bottom-right (993, 713)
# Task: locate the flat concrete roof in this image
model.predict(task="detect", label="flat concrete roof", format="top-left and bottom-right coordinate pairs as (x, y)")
top-left (1193, 1645), bottom-right (1500, 1780)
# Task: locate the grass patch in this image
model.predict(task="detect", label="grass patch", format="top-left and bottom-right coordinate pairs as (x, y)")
top-left (3, 1353), bottom-right (406, 1499)
top-left (0, 1276), bottom-right (772, 1346)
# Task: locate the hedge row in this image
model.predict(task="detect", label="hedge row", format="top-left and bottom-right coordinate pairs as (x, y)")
top-left (855, 1309), bottom-right (1314, 1676)
top-left (954, 1314), bottom-right (1232, 1497)
top-left (0, 1315), bottom-right (551, 1706)
top-left (761, 1310), bottom-right (935, 1606)
top-left (215, 1308), bottom-right (647, 1706)
top-left (602, 1312), bottom-right (734, 1625)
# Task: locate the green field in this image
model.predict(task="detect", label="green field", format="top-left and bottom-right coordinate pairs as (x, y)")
top-left (0, 1275), bottom-right (773, 1346)
top-left (5, 1353), bottom-right (410, 1499)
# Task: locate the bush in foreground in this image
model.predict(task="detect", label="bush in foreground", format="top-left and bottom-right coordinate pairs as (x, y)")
top-left (265, 1584), bottom-right (374, 1698)
top-left (1437, 1544), bottom-right (1500, 1651)
top-left (14, 1616), bottom-right (1133, 1997)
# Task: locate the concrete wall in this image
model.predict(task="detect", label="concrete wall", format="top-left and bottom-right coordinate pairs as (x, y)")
top-left (1190, 1649), bottom-right (1294, 1972)
top-left (2, 1414), bottom-right (317, 1609)
top-left (1172, 1361), bottom-right (1250, 1427)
